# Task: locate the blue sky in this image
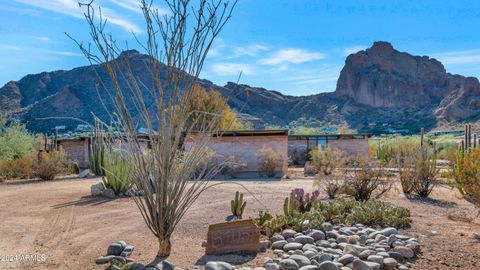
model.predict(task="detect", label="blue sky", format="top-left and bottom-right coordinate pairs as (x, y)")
top-left (2, 0), bottom-right (480, 96)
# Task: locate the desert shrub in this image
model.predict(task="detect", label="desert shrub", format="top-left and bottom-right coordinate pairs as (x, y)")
top-left (288, 148), bottom-right (307, 166)
top-left (310, 146), bottom-right (347, 176)
top-left (343, 157), bottom-right (392, 201)
top-left (102, 150), bottom-right (133, 195)
top-left (35, 151), bottom-right (66, 180)
top-left (220, 156), bottom-right (247, 178)
top-left (450, 148), bottom-right (480, 209)
top-left (313, 198), bottom-right (411, 228)
top-left (316, 174), bottom-right (346, 199)
top-left (411, 146), bottom-right (439, 197)
top-left (436, 141), bottom-right (458, 160)
top-left (0, 155), bottom-right (35, 180)
top-left (376, 140), bottom-right (393, 165)
top-left (258, 146), bottom-right (284, 178)
top-left (0, 124), bottom-right (37, 161)
top-left (253, 198), bottom-right (411, 236)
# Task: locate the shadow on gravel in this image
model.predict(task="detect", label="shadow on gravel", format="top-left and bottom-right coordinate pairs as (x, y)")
top-left (195, 253), bottom-right (257, 266)
top-left (405, 194), bottom-right (458, 208)
top-left (52, 195), bottom-right (112, 208)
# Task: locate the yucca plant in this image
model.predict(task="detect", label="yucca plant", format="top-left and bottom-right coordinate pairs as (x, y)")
top-left (226, 191), bottom-right (247, 221)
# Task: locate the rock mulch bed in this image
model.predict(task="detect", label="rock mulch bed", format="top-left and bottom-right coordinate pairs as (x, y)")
top-left (201, 223), bottom-right (418, 270)
top-left (96, 223), bottom-right (419, 270)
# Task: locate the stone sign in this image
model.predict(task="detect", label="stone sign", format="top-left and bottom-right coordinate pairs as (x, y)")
top-left (205, 219), bottom-right (261, 255)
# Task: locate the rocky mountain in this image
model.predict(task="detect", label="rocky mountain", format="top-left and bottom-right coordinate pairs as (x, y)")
top-left (1, 41), bottom-right (480, 134)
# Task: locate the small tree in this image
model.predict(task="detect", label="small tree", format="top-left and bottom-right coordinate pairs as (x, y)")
top-left (187, 85), bottom-right (246, 131)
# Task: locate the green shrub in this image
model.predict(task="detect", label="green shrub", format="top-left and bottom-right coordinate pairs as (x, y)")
top-left (35, 151), bottom-right (66, 180)
top-left (253, 198), bottom-right (411, 236)
top-left (102, 150), bottom-right (133, 195)
top-left (450, 148), bottom-right (480, 210)
top-left (0, 124), bottom-right (36, 161)
top-left (314, 198), bottom-right (411, 228)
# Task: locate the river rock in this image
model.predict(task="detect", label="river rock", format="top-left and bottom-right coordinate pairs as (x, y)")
top-left (284, 243), bottom-right (304, 251)
top-left (205, 261), bottom-right (233, 270)
top-left (279, 259), bottom-right (299, 270)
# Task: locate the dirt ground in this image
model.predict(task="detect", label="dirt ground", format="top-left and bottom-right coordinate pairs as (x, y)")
top-left (0, 177), bottom-right (479, 270)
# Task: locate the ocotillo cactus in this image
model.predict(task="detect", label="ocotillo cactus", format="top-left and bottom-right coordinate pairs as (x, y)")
top-left (229, 191), bottom-right (246, 220)
top-left (283, 191), bottom-right (297, 217)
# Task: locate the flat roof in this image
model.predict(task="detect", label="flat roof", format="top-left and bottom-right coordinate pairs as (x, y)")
top-left (211, 129), bottom-right (289, 137)
top-left (289, 133), bottom-right (372, 138)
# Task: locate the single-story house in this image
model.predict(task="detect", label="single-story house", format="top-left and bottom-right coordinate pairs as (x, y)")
top-left (183, 129), bottom-right (289, 178)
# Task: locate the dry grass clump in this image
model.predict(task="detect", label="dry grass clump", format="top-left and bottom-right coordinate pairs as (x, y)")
top-left (258, 146), bottom-right (285, 178)
top-left (0, 155), bottom-right (35, 180)
top-left (310, 146), bottom-right (347, 176)
top-left (35, 151), bottom-right (66, 180)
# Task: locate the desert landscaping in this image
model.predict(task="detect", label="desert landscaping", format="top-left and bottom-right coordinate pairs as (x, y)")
top-left (0, 177), bottom-right (479, 270)
top-left (2, 1), bottom-right (480, 270)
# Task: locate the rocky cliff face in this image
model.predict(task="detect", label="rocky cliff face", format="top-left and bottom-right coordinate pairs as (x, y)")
top-left (335, 41), bottom-right (480, 123)
top-left (1, 42), bottom-right (480, 133)
top-left (336, 41), bottom-right (451, 108)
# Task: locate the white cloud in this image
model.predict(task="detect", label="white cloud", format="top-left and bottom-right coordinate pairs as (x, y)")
top-left (231, 44), bottom-right (269, 58)
top-left (34, 36), bottom-right (51, 41)
top-left (107, 0), bottom-right (168, 15)
top-left (13, 0), bottom-right (142, 33)
top-left (211, 63), bottom-right (255, 76)
top-left (261, 49), bottom-right (325, 65)
top-left (343, 45), bottom-right (367, 56)
top-left (431, 49), bottom-right (480, 65)
top-left (0, 44), bottom-right (24, 51)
